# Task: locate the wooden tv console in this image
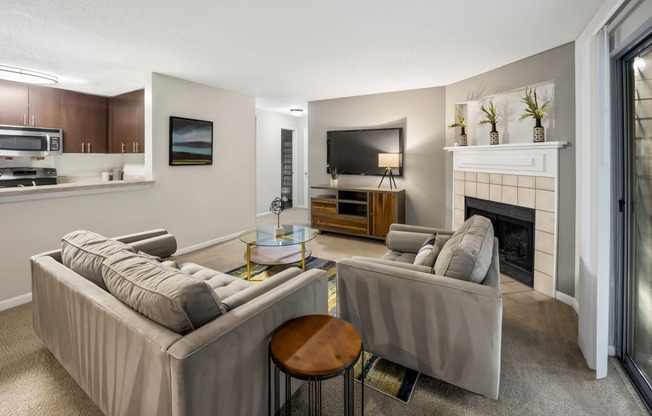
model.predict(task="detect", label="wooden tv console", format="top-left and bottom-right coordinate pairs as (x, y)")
top-left (310, 185), bottom-right (405, 239)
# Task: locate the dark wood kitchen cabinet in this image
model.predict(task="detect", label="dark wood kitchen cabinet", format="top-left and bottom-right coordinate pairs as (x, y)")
top-left (0, 80), bottom-right (28, 126)
top-left (109, 89), bottom-right (144, 153)
top-left (0, 80), bottom-right (62, 128)
top-left (62, 91), bottom-right (108, 153)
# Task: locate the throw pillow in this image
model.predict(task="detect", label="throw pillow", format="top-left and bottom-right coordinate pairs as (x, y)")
top-left (102, 250), bottom-right (225, 334)
top-left (61, 230), bottom-right (135, 290)
top-left (434, 215), bottom-right (494, 284)
top-left (413, 234), bottom-right (437, 267)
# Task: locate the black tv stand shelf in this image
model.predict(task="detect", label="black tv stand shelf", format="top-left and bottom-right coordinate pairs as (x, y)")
top-left (310, 185), bottom-right (406, 239)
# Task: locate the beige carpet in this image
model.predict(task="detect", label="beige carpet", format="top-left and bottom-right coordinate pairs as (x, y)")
top-left (0, 210), bottom-right (648, 415)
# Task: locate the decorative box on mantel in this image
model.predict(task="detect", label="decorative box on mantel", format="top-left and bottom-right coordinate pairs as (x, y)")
top-left (445, 141), bottom-right (569, 298)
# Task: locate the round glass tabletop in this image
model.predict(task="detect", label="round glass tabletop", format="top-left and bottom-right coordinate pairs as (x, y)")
top-left (239, 225), bottom-right (318, 247)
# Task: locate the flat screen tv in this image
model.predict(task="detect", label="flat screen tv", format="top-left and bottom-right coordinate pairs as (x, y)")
top-left (327, 128), bottom-right (403, 176)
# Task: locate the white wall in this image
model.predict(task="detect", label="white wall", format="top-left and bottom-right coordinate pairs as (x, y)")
top-left (308, 87), bottom-right (447, 226)
top-left (255, 109), bottom-right (307, 214)
top-left (0, 73), bottom-right (256, 304)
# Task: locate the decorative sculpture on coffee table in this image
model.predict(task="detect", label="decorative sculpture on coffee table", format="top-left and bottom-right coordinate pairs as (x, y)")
top-left (270, 197), bottom-right (285, 236)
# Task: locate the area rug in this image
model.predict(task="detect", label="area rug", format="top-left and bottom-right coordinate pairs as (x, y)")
top-left (226, 257), bottom-right (419, 403)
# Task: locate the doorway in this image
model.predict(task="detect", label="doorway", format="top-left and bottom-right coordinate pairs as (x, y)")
top-left (616, 31), bottom-right (652, 410)
top-left (281, 129), bottom-right (294, 209)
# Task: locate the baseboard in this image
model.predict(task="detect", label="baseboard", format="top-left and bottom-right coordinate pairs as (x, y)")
top-left (256, 212), bottom-right (274, 218)
top-left (555, 291), bottom-right (579, 314)
top-left (0, 293), bottom-right (32, 312)
top-left (608, 345), bottom-right (616, 356)
top-left (175, 231), bottom-right (242, 255)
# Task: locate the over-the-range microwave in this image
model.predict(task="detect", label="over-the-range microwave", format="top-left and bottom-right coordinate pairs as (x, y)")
top-left (0, 125), bottom-right (63, 157)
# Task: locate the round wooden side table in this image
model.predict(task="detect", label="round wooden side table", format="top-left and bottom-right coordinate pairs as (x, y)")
top-left (269, 314), bottom-right (364, 416)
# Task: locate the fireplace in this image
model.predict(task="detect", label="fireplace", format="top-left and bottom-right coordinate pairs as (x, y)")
top-left (465, 197), bottom-right (535, 287)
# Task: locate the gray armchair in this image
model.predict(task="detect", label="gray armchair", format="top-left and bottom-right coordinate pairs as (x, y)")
top-left (336, 221), bottom-right (502, 399)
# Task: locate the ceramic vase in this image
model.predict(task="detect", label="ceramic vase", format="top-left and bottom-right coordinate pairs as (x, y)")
top-left (458, 126), bottom-right (468, 146)
top-left (331, 178), bottom-right (338, 187)
top-left (489, 124), bottom-right (499, 145)
top-left (533, 118), bottom-right (545, 142)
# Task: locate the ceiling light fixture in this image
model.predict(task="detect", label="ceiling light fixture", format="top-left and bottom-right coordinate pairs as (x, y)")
top-left (290, 108), bottom-right (304, 116)
top-left (0, 65), bottom-right (57, 85)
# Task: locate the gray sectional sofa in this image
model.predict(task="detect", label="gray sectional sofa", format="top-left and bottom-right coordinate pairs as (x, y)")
top-left (31, 229), bottom-right (328, 416)
top-left (337, 215), bottom-right (502, 399)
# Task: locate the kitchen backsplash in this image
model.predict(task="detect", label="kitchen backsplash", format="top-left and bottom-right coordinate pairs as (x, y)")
top-left (0, 153), bottom-right (145, 177)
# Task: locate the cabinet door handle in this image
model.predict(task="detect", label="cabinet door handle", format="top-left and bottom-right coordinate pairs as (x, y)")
top-left (81, 143), bottom-right (85, 153)
top-left (31, 115), bottom-right (35, 126)
top-left (132, 142), bottom-right (136, 153)
top-left (135, 142), bottom-right (139, 152)
top-left (23, 114), bottom-right (27, 126)
top-left (87, 142), bottom-right (91, 153)
top-left (121, 143), bottom-right (126, 153)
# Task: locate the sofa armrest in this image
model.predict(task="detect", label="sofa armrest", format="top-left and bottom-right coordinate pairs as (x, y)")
top-left (385, 230), bottom-right (434, 253)
top-left (113, 229), bottom-right (170, 244)
top-left (350, 256), bottom-right (432, 273)
top-left (165, 269), bottom-right (328, 416)
top-left (389, 223), bottom-right (455, 236)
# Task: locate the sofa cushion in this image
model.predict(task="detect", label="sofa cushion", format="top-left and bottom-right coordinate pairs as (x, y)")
top-left (434, 215), bottom-right (494, 284)
top-left (176, 261), bottom-right (253, 301)
top-left (382, 250), bottom-right (417, 264)
top-left (102, 251), bottom-right (225, 334)
top-left (61, 230), bottom-right (135, 290)
top-left (413, 234), bottom-right (437, 266)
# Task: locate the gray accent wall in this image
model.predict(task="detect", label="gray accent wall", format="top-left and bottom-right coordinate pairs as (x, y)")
top-left (445, 42), bottom-right (576, 296)
top-left (308, 87), bottom-right (447, 227)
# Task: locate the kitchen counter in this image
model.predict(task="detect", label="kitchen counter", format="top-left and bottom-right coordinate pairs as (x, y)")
top-left (0, 177), bottom-right (154, 203)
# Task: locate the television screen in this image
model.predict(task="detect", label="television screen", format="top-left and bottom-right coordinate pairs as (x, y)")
top-left (327, 128), bottom-right (403, 176)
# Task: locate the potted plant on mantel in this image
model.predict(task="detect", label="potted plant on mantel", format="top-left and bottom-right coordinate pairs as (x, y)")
top-left (519, 86), bottom-right (549, 142)
top-left (330, 167), bottom-right (341, 187)
top-left (448, 105), bottom-right (468, 146)
top-left (478, 101), bottom-right (500, 145)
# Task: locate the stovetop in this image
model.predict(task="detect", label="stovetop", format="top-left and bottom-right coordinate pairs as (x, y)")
top-left (0, 167), bottom-right (58, 188)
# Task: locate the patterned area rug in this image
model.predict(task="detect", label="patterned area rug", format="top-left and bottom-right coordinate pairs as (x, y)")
top-left (226, 257), bottom-right (419, 404)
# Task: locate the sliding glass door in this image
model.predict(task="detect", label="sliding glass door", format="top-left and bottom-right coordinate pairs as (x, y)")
top-left (618, 33), bottom-right (652, 409)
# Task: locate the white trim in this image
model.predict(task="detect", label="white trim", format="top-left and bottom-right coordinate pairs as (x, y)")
top-left (444, 141), bottom-right (569, 152)
top-left (0, 293), bottom-right (32, 312)
top-left (556, 291), bottom-right (579, 314)
top-left (445, 142), bottom-right (569, 177)
top-left (608, 345), bottom-right (616, 356)
top-left (174, 231), bottom-right (241, 255)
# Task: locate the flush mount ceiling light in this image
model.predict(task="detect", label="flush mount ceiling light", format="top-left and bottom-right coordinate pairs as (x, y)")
top-left (289, 108), bottom-right (304, 116)
top-left (0, 65), bottom-right (57, 85)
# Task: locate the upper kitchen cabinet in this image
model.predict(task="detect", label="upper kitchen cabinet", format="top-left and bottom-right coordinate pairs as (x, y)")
top-left (62, 91), bottom-right (108, 153)
top-left (0, 80), bottom-right (62, 128)
top-left (0, 80), bottom-right (28, 126)
top-left (109, 89), bottom-right (144, 153)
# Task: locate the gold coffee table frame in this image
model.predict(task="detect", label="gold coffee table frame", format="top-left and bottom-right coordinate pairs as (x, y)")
top-left (238, 225), bottom-right (318, 281)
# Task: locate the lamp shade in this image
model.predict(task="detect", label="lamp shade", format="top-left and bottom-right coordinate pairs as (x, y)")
top-left (378, 153), bottom-right (401, 168)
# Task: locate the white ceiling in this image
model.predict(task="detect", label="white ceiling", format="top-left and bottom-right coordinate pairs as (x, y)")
top-left (0, 0), bottom-right (605, 115)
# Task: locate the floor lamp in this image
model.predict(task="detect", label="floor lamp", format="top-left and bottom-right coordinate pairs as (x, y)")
top-left (378, 153), bottom-right (401, 189)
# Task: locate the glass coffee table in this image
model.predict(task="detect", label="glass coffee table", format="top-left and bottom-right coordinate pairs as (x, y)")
top-left (238, 225), bottom-right (319, 281)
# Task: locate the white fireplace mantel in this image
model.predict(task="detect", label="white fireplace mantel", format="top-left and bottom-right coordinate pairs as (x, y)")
top-left (446, 140), bottom-right (569, 298)
top-left (445, 141), bottom-right (569, 177)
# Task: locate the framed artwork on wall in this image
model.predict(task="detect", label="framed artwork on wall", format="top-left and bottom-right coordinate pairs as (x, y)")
top-left (169, 116), bottom-right (213, 166)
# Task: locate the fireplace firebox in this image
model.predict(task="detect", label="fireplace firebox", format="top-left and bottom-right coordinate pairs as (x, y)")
top-left (465, 197), bottom-right (535, 287)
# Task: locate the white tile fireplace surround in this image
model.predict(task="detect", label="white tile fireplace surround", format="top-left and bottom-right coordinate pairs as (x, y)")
top-left (445, 142), bottom-right (569, 297)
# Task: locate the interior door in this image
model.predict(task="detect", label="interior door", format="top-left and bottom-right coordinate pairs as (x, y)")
top-left (618, 33), bottom-right (652, 409)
